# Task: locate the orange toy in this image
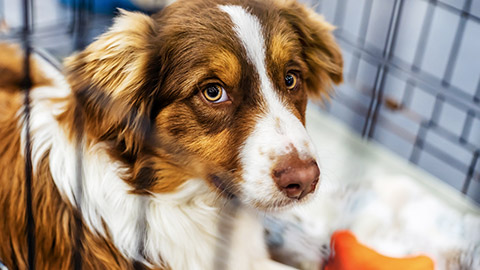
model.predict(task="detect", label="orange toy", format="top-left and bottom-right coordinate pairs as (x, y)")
top-left (325, 230), bottom-right (434, 270)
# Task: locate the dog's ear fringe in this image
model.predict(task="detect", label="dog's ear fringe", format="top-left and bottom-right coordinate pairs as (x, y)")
top-left (63, 10), bottom-right (158, 155)
top-left (278, 0), bottom-right (343, 100)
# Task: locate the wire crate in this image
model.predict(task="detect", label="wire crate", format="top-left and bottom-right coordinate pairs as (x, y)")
top-left (311, 0), bottom-right (480, 203)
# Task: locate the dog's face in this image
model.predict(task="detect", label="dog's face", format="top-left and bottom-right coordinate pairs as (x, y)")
top-left (65, 0), bottom-right (342, 210)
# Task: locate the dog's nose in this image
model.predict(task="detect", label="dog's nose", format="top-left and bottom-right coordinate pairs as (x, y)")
top-left (272, 154), bottom-right (320, 200)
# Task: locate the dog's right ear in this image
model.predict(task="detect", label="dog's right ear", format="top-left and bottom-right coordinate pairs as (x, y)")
top-left (64, 10), bottom-right (159, 154)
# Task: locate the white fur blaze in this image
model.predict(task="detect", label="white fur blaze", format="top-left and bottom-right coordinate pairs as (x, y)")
top-left (219, 5), bottom-right (318, 208)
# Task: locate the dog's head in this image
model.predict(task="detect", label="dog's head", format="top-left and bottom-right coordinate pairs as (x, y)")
top-left (64, 0), bottom-right (342, 210)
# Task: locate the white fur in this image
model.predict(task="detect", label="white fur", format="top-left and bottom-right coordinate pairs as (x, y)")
top-left (219, 5), bottom-right (318, 208)
top-left (20, 55), bottom-right (289, 269)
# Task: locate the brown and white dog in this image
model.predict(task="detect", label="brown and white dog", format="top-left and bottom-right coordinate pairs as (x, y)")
top-left (0, 0), bottom-right (342, 269)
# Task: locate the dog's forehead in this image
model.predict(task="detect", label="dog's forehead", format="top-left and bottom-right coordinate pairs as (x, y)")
top-left (154, 0), bottom-right (310, 122)
top-left (160, 0), bottom-right (290, 68)
top-left (217, 4), bottom-right (303, 109)
top-left (218, 5), bottom-right (266, 62)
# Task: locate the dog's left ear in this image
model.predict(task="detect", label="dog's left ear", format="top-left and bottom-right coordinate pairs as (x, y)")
top-left (65, 10), bottom-right (159, 154)
top-left (278, 0), bottom-right (343, 98)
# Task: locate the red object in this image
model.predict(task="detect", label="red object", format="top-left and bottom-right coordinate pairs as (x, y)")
top-left (325, 230), bottom-right (434, 270)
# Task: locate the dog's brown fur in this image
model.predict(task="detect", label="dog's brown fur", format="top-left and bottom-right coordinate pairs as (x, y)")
top-left (0, 0), bottom-right (342, 268)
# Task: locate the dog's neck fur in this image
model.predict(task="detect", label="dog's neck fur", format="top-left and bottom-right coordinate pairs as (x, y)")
top-left (25, 54), bottom-right (250, 270)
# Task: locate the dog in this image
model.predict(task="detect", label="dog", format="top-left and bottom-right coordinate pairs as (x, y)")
top-left (0, 0), bottom-right (342, 268)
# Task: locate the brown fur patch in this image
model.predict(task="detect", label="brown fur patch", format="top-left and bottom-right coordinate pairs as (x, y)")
top-left (270, 33), bottom-right (297, 67)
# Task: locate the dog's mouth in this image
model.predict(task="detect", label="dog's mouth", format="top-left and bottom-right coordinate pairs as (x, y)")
top-left (210, 174), bottom-right (237, 199)
top-left (247, 197), bottom-right (310, 213)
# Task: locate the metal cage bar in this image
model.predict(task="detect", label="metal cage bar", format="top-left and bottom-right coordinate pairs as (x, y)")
top-left (21, 0), bottom-right (36, 268)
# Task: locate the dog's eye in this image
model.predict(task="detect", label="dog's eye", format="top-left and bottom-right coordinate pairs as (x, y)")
top-left (285, 73), bottom-right (298, 90)
top-left (203, 85), bottom-right (229, 103)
